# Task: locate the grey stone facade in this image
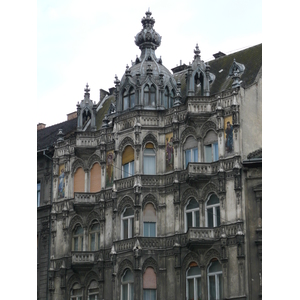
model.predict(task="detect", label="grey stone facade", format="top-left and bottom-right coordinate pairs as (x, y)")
top-left (37, 10), bottom-right (262, 300)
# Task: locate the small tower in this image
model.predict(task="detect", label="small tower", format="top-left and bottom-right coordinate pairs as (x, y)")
top-left (77, 84), bottom-right (97, 131)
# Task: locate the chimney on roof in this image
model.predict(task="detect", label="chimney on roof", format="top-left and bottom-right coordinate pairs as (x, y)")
top-left (213, 51), bottom-right (226, 59)
top-left (67, 111), bottom-right (77, 121)
top-left (37, 123), bottom-right (46, 130)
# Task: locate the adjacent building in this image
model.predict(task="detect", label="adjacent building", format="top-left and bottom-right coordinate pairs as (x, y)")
top-left (37, 10), bottom-right (262, 300)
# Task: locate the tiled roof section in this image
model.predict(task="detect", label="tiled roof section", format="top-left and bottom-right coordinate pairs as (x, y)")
top-left (247, 148), bottom-right (262, 159)
top-left (173, 43), bottom-right (262, 100)
top-left (37, 118), bottom-right (77, 151)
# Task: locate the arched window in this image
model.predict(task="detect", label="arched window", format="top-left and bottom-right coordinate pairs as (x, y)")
top-left (70, 283), bottom-right (83, 300)
top-left (143, 203), bottom-right (156, 237)
top-left (121, 207), bottom-right (134, 239)
top-left (74, 167), bottom-right (85, 194)
top-left (204, 130), bottom-right (218, 162)
top-left (186, 262), bottom-right (201, 300)
top-left (122, 146), bottom-right (134, 178)
top-left (129, 87), bottom-right (135, 108)
top-left (87, 280), bottom-right (99, 300)
top-left (123, 89), bottom-right (129, 110)
top-left (205, 194), bottom-right (220, 228)
top-left (185, 198), bottom-right (200, 231)
top-left (194, 72), bottom-right (204, 96)
top-left (184, 136), bottom-right (198, 168)
top-left (207, 260), bottom-right (223, 300)
top-left (144, 85), bottom-right (156, 107)
top-left (143, 267), bottom-right (156, 300)
top-left (143, 143), bottom-right (156, 175)
top-left (90, 163), bottom-right (101, 193)
top-left (72, 224), bottom-right (84, 251)
top-left (89, 221), bottom-right (100, 251)
top-left (121, 269), bottom-right (134, 300)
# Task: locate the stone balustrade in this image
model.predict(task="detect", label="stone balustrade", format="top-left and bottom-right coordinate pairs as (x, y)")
top-left (72, 252), bottom-right (95, 264)
top-left (74, 193), bottom-right (98, 204)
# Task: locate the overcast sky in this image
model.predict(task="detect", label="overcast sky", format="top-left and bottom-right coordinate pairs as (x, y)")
top-left (37, 0), bottom-right (262, 126)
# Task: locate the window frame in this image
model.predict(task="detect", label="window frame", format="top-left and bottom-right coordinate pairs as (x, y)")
top-left (207, 261), bottom-right (223, 300)
top-left (185, 198), bottom-right (200, 232)
top-left (204, 141), bottom-right (219, 163)
top-left (121, 207), bottom-right (134, 240)
top-left (121, 269), bottom-right (134, 300)
top-left (72, 224), bottom-right (84, 251)
top-left (37, 181), bottom-right (41, 207)
top-left (205, 195), bottom-right (221, 228)
top-left (122, 161), bottom-right (134, 178)
top-left (143, 145), bottom-right (156, 175)
top-left (185, 147), bottom-right (198, 168)
top-left (89, 221), bottom-right (100, 251)
top-left (186, 265), bottom-right (202, 300)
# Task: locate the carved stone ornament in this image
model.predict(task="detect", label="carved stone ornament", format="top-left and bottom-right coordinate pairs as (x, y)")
top-left (142, 194), bottom-right (159, 210)
top-left (119, 136), bottom-right (135, 153)
top-left (181, 187), bottom-right (199, 207)
top-left (117, 259), bottom-right (134, 278)
top-left (204, 248), bottom-right (221, 265)
top-left (201, 182), bottom-right (219, 201)
top-left (118, 196), bottom-right (134, 214)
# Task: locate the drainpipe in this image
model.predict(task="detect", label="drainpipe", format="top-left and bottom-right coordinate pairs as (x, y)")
top-left (43, 149), bottom-right (53, 300)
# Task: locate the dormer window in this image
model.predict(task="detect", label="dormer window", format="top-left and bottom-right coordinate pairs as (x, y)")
top-left (123, 87), bottom-right (135, 110)
top-left (194, 72), bottom-right (204, 96)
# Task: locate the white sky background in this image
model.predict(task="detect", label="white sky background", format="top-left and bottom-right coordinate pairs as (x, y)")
top-left (37, 0), bottom-right (262, 126)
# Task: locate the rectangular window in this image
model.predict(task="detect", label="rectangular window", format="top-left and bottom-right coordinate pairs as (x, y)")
top-left (205, 143), bottom-right (219, 162)
top-left (204, 145), bottom-right (212, 163)
top-left (37, 181), bottom-right (41, 207)
top-left (144, 155), bottom-right (156, 175)
top-left (185, 148), bottom-right (198, 168)
top-left (207, 208), bottom-right (214, 228)
top-left (144, 222), bottom-right (156, 237)
top-left (123, 161), bottom-right (134, 178)
top-left (143, 289), bottom-right (156, 300)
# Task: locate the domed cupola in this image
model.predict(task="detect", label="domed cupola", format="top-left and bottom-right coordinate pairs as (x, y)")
top-left (115, 9), bottom-right (180, 113)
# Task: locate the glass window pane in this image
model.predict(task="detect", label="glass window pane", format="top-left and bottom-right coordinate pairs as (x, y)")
top-left (123, 269), bottom-right (134, 283)
top-left (187, 199), bottom-right (198, 210)
top-left (207, 208), bottom-right (213, 227)
top-left (187, 212), bottom-right (192, 229)
top-left (197, 277), bottom-right (201, 300)
top-left (74, 237), bottom-right (78, 251)
top-left (123, 219), bottom-right (128, 239)
top-left (193, 148), bottom-right (198, 162)
top-left (124, 96), bottom-right (129, 110)
top-left (150, 86), bottom-right (156, 106)
top-left (144, 156), bottom-right (156, 175)
top-left (91, 233), bottom-right (95, 251)
top-left (205, 145), bottom-right (212, 163)
top-left (207, 194), bottom-right (219, 206)
top-left (218, 274), bottom-right (223, 299)
top-left (123, 163), bottom-right (129, 178)
top-left (213, 142), bottom-right (219, 161)
top-left (188, 278), bottom-right (194, 300)
top-left (209, 275), bottom-right (216, 300)
top-left (216, 207), bottom-right (220, 227)
top-left (122, 284), bottom-right (128, 300)
top-left (150, 222), bottom-right (156, 237)
top-left (130, 218), bottom-right (134, 238)
top-left (187, 266), bottom-right (201, 276)
top-left (195, 210), bottom-right (200, 227)
top-left (130, 93), bottom-right (135, 108)
top-left (185, 149), bottom-right (191, 167)
top-left (124, 207), bottom-right (134, 217)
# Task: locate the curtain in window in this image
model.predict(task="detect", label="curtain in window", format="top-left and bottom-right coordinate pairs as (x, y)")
top-left (123, 90), bottom-right (129, 110)
top-left (144, 222), bottom-right (156, 237)
top-left (150, 85), bottom-right (156, 106)
top-left (90, 163), bottom-right (101, 193)
top-left (144, 148), bottom-right (156, 174)
top-left (213, 142), bottom-right (219, 161)
top-left (205, 145), bottom-right (212, 163)
top-left (74, 167), bottom-right (85, 194)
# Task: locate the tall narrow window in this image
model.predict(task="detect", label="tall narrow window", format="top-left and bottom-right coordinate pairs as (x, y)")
top-left (207, 260), bottom-right (223, 300)
top-left (37, 181), bottom-right (41, 207)
top-left (129, 87), bottom-right (135, 108)
top-left (204, 131), bottom-right (218, 162)
top-left (143, 267), bottom-right (157, 300)
top-left (88, 280), bottom-right (99, 300)
top-left (186, 262), bottom-right (201, 300)
top-left (143, 203), bottom-right (156, 237)
top-left (90, 163), bottom-right (101, 193)
top-left (122, 146), bottom-right (134, 178)
top-left (70, 283), bottom-right (83, 300)
top-left (170, 90), bottom-right (175, 108)
top-left (206, 194), bottom-right (221, 228)
top-left (121, 269), bottom-right (134, 300)
top-left (89, 221), bottom-right (100, 251)
top-left (185, 198), bottom-right (200, 231)
top-left (123, 89), bottom-right (129, 110)
top-left (184, 136), bottom-right (198, 168)
top-left (143, 143), bottom-right (156, 175)
top-left (150, 85), bottom-right (156, 106)
top-left (73, 224), bottom-right (84, 251)
top-left (144, 85), bottom-right (150, 106)
top-left (121, 207), bottom-right (134, 239)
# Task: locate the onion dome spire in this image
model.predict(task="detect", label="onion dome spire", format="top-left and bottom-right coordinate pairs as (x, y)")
top-left (134, 9), bottom-right (162, 51)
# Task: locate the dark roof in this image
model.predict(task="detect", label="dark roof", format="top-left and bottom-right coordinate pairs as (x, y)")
top-left (96, 94), bottom-right (115, 130)
top-left (37, 118), bottom-right (77, 151)
top-left (173, 43), bottom-right (262, 99)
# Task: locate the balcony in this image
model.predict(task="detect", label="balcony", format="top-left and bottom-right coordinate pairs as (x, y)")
top-left (73, 192), bottom-right (101, 212)
top-left (71, 251), bottom-right (95, 270)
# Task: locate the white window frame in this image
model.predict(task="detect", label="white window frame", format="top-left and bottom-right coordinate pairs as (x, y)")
top-left (121, 207), bottom-right (134, 239)
top-left (185, 147), bottom-right (198, 168)
top-left (121, 269), bottom-right (134, 300)
top-left (143, 148), bottom-right (156, 175)
top-left (185, 199), bottom-right (200, 232)
top-left (205, 195), bottom-right (220, 228)
top-left (207, 262), bottom-right (222, 300)
top-left (72, 224), bottom-right (84, 251)
top-left (186, 266), bottom-right (201, 300)
top-left (122, 161), bottom-right (134, 178)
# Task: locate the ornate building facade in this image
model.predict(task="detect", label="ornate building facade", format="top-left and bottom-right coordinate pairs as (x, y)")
top-left (37, 10), bottom-right (262, 300)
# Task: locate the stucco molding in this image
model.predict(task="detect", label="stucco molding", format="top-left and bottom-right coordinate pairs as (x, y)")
top-left (86, 211), bottom-right (101, 228)
top-left (199, 120), bottom-right (217, 138)
top-left (201, 182), bottom-right (219, 202)
top-left (182, 251), bottom-right (200, 271)
top-left (68, 215), bottom-right (84, 233)
top-left (117, 258), bottom-right (134, 278)
top-left (181, 187), bottom-right (199, 207)
top-left (119, 136), bottom-right (135, 153)
top-left (87, 154), bottom-right (101, 170)
top-left (118, 196), bottom-right (134, 215)
top-left (142, 257), bottom-right (159, 274)
top-left (83, 270), bottom-right (100, 287)
top-left (142, 133), bottom-right (158, 149)
top-left (142, 194), bottom-right (158, 210)
top-left (71, 158), bottom-right (85, 174)
top-left (180, 126), bottom-right (198, 146)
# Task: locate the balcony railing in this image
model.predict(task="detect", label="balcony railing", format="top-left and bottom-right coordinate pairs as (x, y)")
top-left (72, 252), bottom-right (95, 264)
